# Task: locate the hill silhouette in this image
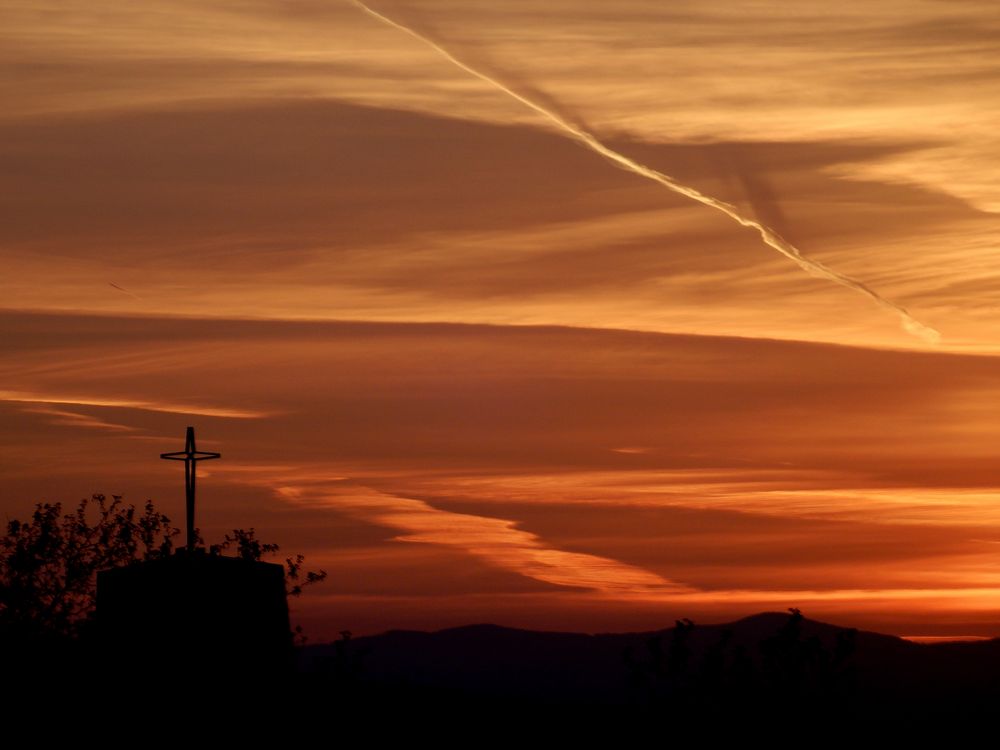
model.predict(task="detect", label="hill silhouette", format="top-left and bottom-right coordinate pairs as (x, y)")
top-left (300, 611), bottom-right (1000, 721)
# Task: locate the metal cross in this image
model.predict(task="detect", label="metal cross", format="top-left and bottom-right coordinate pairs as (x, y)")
top-left (160, 426), bottom-right (221, 551)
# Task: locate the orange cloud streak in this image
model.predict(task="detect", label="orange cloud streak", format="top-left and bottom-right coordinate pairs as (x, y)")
top-left (275, 481), bottom-right (688, 596)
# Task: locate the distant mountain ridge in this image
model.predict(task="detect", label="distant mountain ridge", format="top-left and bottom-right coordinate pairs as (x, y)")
top-left (301, 611), bottom-right (1000, 714)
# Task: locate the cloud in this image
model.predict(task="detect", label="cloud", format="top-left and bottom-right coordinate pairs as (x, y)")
top-left (352, 0), bottom-right (940, 342)
top-left (4, 0), bottom-right (1000, 635)
top-left (0, 100), bottom-right (983, 349)
top-left (19, 405), bottom-right (138, 433)
top-left (6, 312), bottom-right (1000, 634)
top-left (0, 390), bottom-right (270, 419)
top-left (276, 481), bottom-right (688, 595)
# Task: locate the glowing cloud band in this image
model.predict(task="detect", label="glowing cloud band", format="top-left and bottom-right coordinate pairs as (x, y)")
top-left (350, 0), bottom-right (940, 343)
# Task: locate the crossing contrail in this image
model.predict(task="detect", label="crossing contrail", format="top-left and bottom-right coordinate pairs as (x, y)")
top-left (350, 0), bottom-right (940, 344)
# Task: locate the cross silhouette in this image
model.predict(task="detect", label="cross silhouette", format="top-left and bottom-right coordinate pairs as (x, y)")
top-left (161, 426), bottom-right (221, 551)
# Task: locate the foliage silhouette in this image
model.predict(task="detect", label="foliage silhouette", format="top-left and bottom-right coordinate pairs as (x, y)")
top-left (0, 494), bottom-right (176, 640)
top-left (0, 494), bottom-right (326, 644)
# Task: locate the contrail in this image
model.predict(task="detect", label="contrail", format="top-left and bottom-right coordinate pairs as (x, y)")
top-left (350, 0), bottom-right (940, 343)
top-left (108, 282), bottom-right (141, 300)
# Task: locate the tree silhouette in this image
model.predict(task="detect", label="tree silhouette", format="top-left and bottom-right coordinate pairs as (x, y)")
top-left (623, 609), bottom-right (858, 718)
top-left (0, 494), bottom-right (326, 643)
top-left (0, 494), bottom-right (177, 640)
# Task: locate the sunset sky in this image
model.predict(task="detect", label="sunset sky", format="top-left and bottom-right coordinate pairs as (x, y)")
top-left (4, 0), bottom-right (1000, 640)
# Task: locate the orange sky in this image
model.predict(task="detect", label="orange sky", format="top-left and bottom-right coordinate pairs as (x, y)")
top-left (3, 0), bottom-right (1000, 639)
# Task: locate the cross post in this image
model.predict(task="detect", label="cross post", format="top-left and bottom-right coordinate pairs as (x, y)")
top-left (160, 426), bottom-right (221, 551)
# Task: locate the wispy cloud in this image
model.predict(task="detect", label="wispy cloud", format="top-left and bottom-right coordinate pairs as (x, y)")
top-left (277, 481), bottom-right (690, 595)
top-left (0, 390), bottom-right (270, 419)
top-left (19, 404), bottom-right (138, 433)
top-left (389, 469), bottom-right (1000, 527)
top-left (350, 0), bottom-right (940, 343)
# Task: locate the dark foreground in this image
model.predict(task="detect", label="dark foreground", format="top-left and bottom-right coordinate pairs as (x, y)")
top-left (9, 610), bottom-right (1000, 729)
top-left (292, 611), bottom-right (1000, 724)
